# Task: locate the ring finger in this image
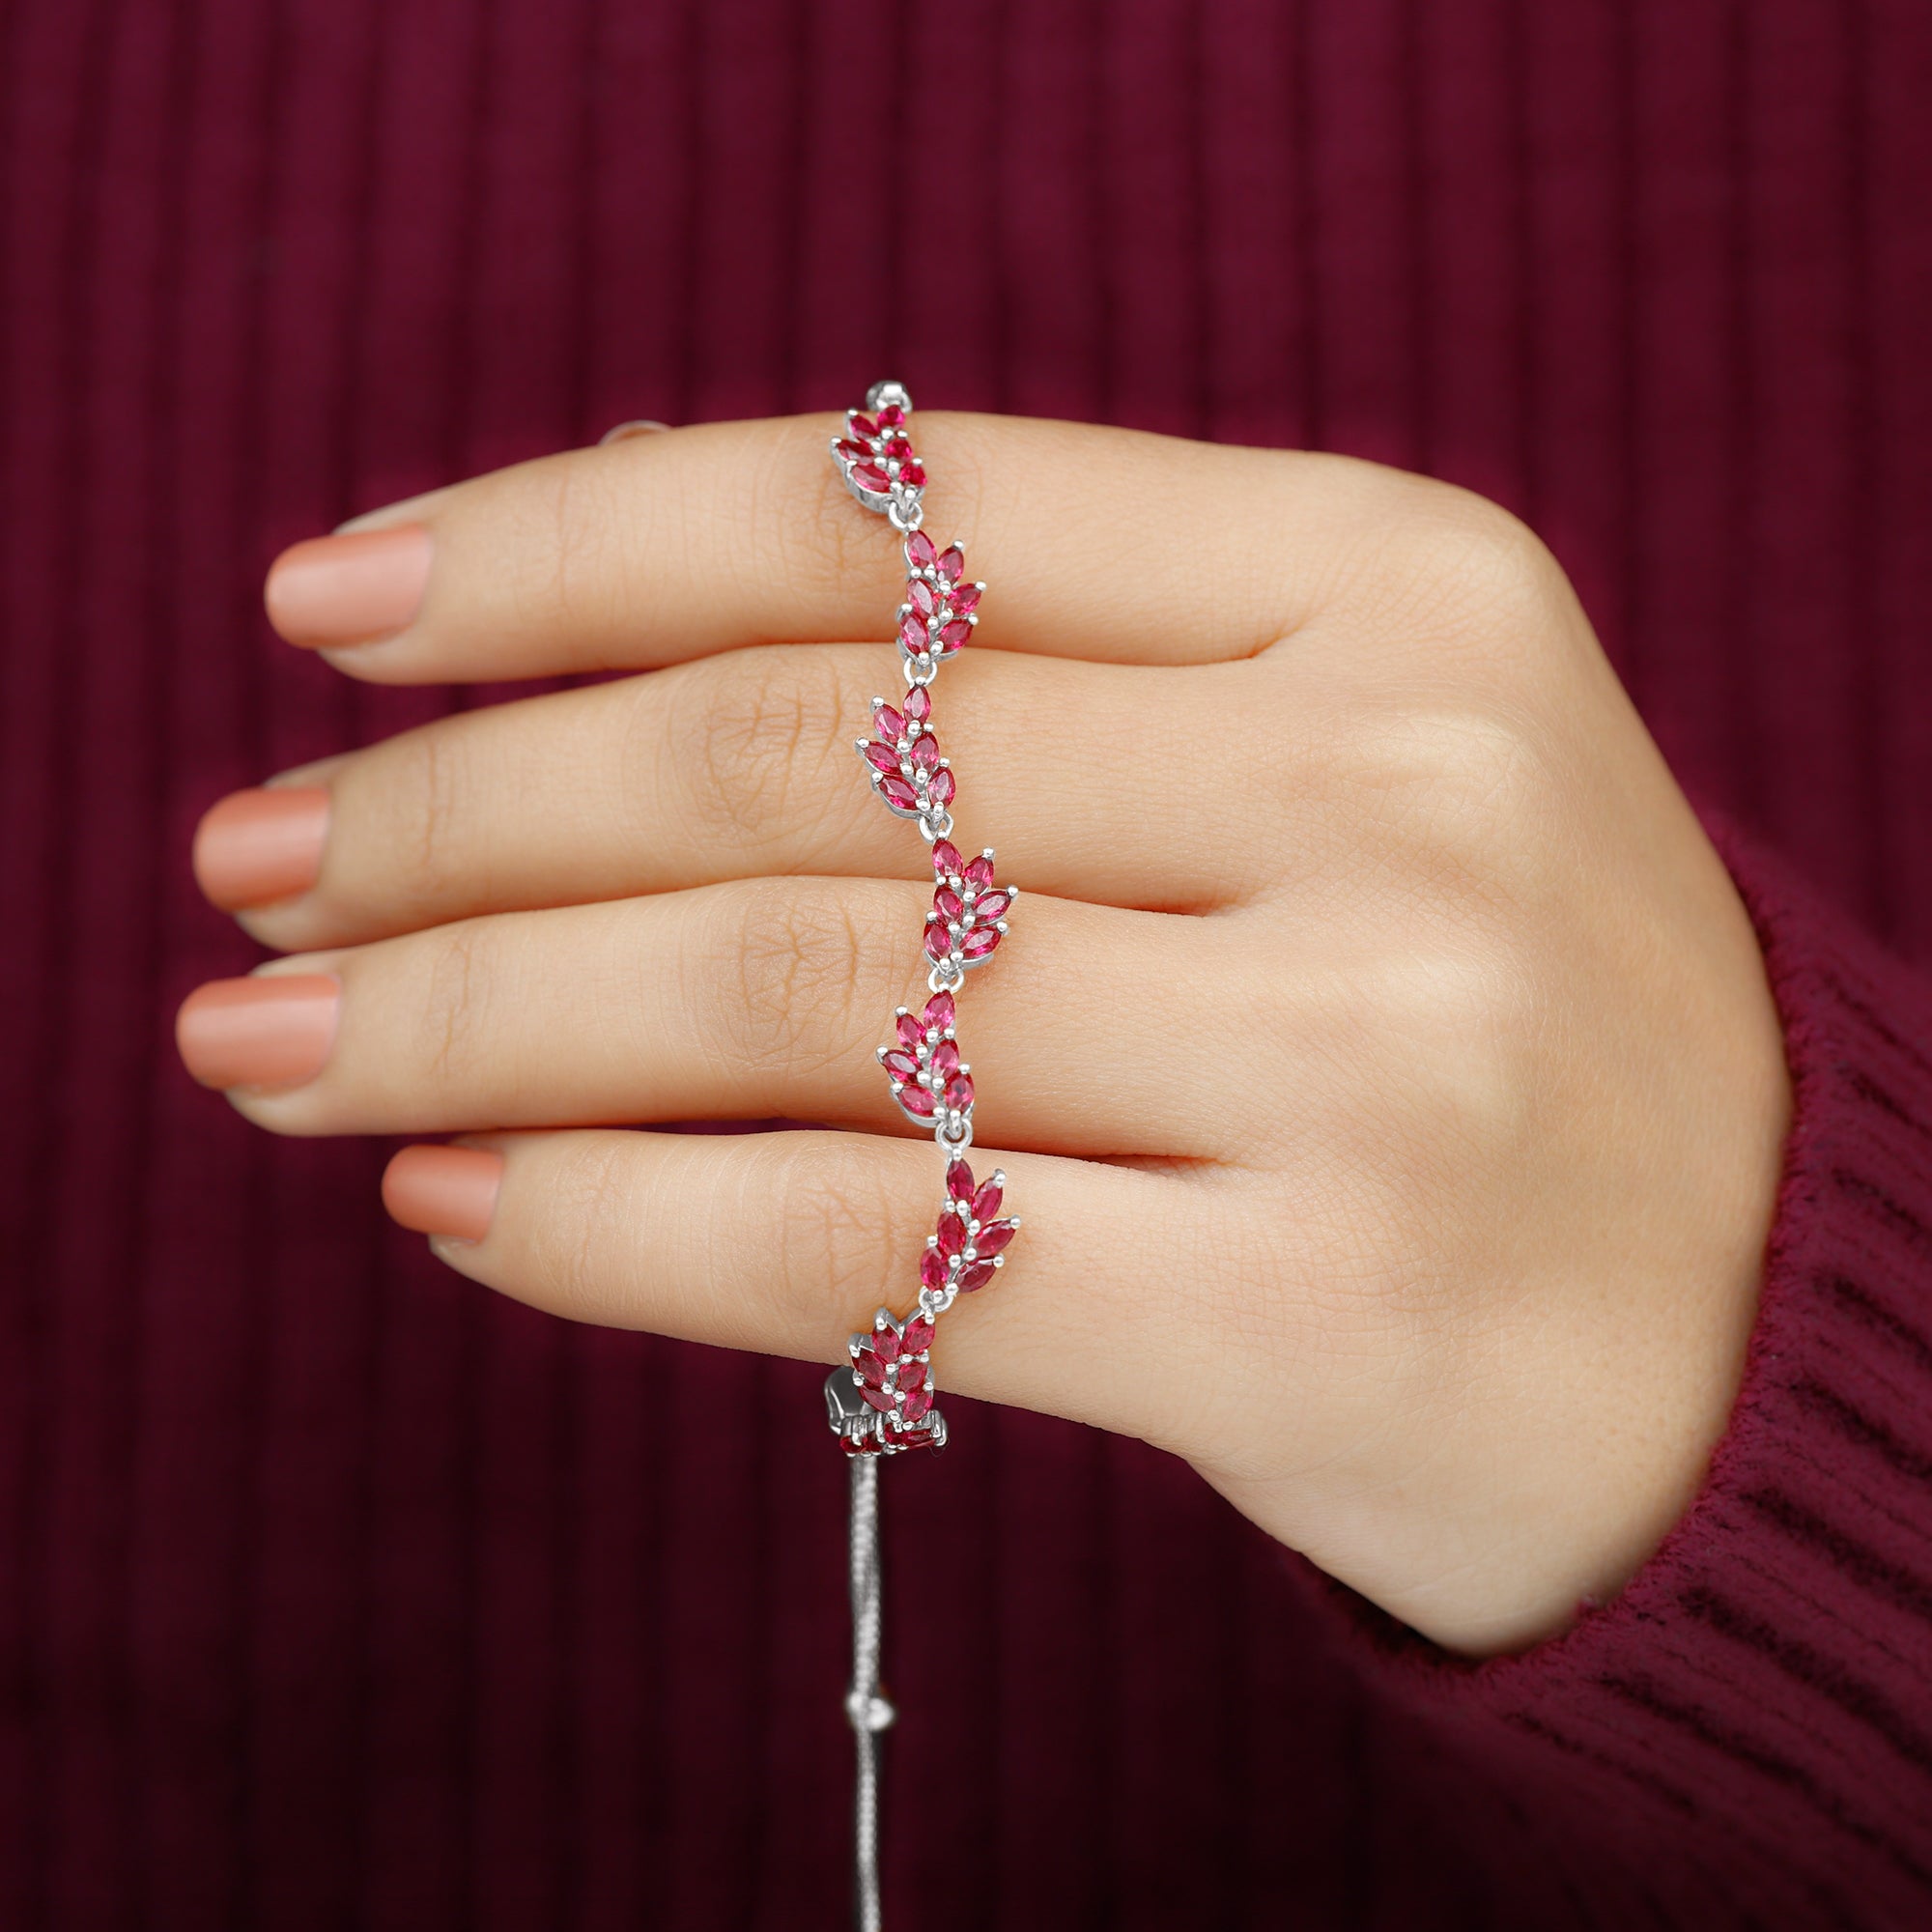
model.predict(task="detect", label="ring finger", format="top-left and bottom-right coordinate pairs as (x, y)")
top-left (176, 878), bottom-right (1248, 1161)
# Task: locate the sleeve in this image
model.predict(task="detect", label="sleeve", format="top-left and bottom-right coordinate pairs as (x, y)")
top-left (1301, 823), bottom-right (1932, 1930)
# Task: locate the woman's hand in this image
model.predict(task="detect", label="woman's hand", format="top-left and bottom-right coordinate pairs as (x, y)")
top-left (177, 414), bottom-right (1789, 1656)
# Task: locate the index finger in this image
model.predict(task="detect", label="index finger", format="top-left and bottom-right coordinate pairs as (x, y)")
top-left (264, 410), bottom-right (1389, 684)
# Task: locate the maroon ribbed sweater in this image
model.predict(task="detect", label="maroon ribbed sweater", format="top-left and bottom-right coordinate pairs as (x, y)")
top-left (5, 2), bottom-right (1932, 1927)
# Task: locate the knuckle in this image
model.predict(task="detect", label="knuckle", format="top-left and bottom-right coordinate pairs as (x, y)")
top-left (384, 725), bottom-right (469, 914)
top-left (663, 652), bottom-right (855, 852)
top-left (412, 922), bottom-right (497, 1083)
top-left (526, 1133), bottom-right (641, 1314)
top-left (696, 878), bottom-right (870, 1082)
top-left (762, 1140), bottom-right (911, 1330)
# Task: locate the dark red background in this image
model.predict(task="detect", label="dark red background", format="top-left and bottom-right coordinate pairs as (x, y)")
top-left (3, 1), bottom-right (1929, 1926)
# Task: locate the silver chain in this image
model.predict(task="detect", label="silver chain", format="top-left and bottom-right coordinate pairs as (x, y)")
top-left (844, 1453), bottom-right (893, 1932)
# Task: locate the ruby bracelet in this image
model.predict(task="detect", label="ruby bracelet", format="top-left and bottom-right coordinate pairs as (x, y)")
top-left (820, 383), bottom-right (1020, 1928)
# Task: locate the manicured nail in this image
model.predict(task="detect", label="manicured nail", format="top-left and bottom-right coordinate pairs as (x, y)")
top-left (265, 525), bottom-right (431, 646)
top-left (175, 974), bottom-right (340, 1090)
top-left (383, 1146), bottom-right (503, 1242)
top-left (193, 786), bottom-right (330, 911)
top-left (598, 418), bottom-right (670, 444)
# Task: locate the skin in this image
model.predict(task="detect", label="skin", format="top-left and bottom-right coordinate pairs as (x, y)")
top-left (199, 412), bottom-right (1790, 1658)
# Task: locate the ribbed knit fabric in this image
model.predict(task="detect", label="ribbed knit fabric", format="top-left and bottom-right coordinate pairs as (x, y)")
top-left (5, 2), bottom-right (1932, 1928)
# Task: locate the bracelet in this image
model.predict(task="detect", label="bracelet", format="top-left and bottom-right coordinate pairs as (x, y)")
top-left (819, 382), bottom-right (1020, 1928)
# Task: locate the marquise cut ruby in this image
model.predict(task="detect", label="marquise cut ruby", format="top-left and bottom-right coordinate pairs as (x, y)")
top-left (896, 1011), bottom-right (923, 1050)
top-left (944, 1071), bottom-right (975, 1110)
top-left (923, 989), bottom-right (954, 1029)
top-left (873, 703), bottom-right (906, 741)
top-left (906, 530), bottom-right (937, 571)
top-left (920, 1248), bottom-right (949, 1291)
top-left (881, 1049), bottom-right (919, 1080)
top-left (876, 403), bottom-right (906, 430)
top-left (872, 1325), bottom-right (901, 1362)
top-left (936, 1214), bottom-right (965, 1259)
top-left (934, 886), bottom-right (963, 922)
top-left (923, 925), bottom-right (952, 964)
top-left (909, 580), bottom-right (936, 617)
top-left (850, 413), bottom-right (878, 440)
top-left (937, 619), bottom-right (972, 653)
top-left (901, 1388), bottom-right (933, 1422)
top-left (960, 928), bottom-right (1001, 959)
top-left (903, 1315), bottom-right (935, 1350)
top-left (904, 686), bottom-right (931, 724)
top-left (929, 768), bottom-right (957, 806)
top-left (952, 582), bottom-right (981, 614)
top-left (861, 1385), bottom-right (895, 1412)
top-left (879, 775), bottom-right (920, 810)
top-left (864, 743), bottom-right (899, 774)
top-left (956, 1260), bottom-right (997, 1293)
top-left (853, 463), bottom-right (890, 493)
top-left (931, 838), bottom-right (963, 876)
top-left (973, 1220), bottom-right (1017, 1256)
top-left (857, 1351), bottom-right (890, 1387)
top-left (975, 890), bottom-right (1011, 921)
top-left (971, 1179), bottom-right (1002, 1221)
top-left (898, 1360), bottom-right (928, 1391)
top-left (898, 612), bottom-right (927, 654)
top-left (964, 854), bottom-right (996, 888)
top-left (899, 459), bottom-right (926, 487)
top-left (836, 439), bottom-right (870, 465)
top-left (937, 545), bottom-right (965, 583)
top-left (930, 1040), bottom-right (960, 1078)
top-left (898, 1086), bottom-right (936, 1119)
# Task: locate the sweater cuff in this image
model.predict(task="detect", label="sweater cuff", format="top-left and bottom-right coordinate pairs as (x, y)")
top-left (1303, 823), bottom-right (1932, 1919)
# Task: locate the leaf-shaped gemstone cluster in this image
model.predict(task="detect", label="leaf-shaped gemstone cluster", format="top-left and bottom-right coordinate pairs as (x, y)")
top-left (856, 685), bottom-right (955, 818)
top-left (843, 1307), bottom-right (943, 1455)
top-left (878, 989), bottom-right (973, 1126)
top-left (918, 1156), bottom-right (1020, 1301)
top-left (833, 400), bottom-right (925, 498)
top-left (923, 839), bottom-right (1014, 974)
top-left (896, 529), bottom-right (982, 674)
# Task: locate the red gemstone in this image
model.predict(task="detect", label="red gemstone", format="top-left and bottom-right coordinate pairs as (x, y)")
top-left (896, 1011), bottom-right (923, 1050)
top-left (920, 1248), bottom-right (950, 1291)
top-left (836, 439), bottom-right (870, 465)
top-left (857, 1350), bottom-right (890, 1387)
top-left (931, 838), bottom-right (962, 876)
top-left (909, 736), bottom-right (942, 774)
top-left (934, 886), bottom-right (963, 922)
top-left (923, 990), bottom-right (955, 1029)
top-left (862, 1385), bottom-right (896, 1412)
top-left (956, 1260), bottom-right (998, 1293)
top-left (960, 927), bottom-right (1001, 959)
top-left (901, 1387), bottom-right (933, 1422)
top-left (936, 1213), bottom-right (965, 1258)
top-left (898, 1086), bottom-right (936, 1119)
top-left (884, 436), bottom-right (912, 461)
top-left (899, 459), bottom-right (926, 487)
top-left (929, 767), bottom-right (956, 806)
top-left (898, 611), bottom-right (927, 654)
top-left (876, 403), bottom-right (906, 429)
top-left (971, 1179), bottom-right (1002, 1221)
top-left (964, 854), bottom-right (996, 888)
top-left (947, 1158), bottom-right (975, 1202)
top-left (899, 1360), bottom-right (928, 1391)
top-left (937, 619), bottom-right (972, 654)
top-left (938, 545), bottom-right (965, 583)
top-left (906, 529), bottom-right (937, 571)
top-left (873, 1324), bottom-right (902, 1362)
top-left (974, 890), bottom-right (1011, 921)
top-left (853, 463), bottom-right (890, 492)
top-left (850, 413), bottom-right (878, 440)
top-left (864, 742), bottom-right (900, 774)
top-left (909, 580), bottom-right (936, 617)
top-left (923, 924), bottom-right (952, 963)
top-left (930, 1040), bottom-right (960, 1078)
top-left (944, 1071), bottom-right (975, 1111)
top-left (903, 1315), bottom-right (935, 1350)
top-left (881, 1049), bottom-right (919, 1080)
top-left (974, 1220), bottom-right (1017, 1256)
top-left (952, 582), bottom-right (981, 613)
top-left (873, 703), bottom-right (906, 741)
top-left (904, 686), bottom-right (931, 724)
top-left (879, 775), bottom-right (920, 810)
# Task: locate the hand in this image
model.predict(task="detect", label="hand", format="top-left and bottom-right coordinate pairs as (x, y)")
top-left (178, 413), bottom-right (1789, 1656)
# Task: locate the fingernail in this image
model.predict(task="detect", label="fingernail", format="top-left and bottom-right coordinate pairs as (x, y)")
top-left (193, 786), bottom-right (330, 911)
top-left (598, 418), bottom-right (670, 444)
top-left (175, 974), bottom-right (340, 1090)
top-left (265, 525), bottom-right (432, 646)
top-left (383, 1145), bottom-right (503, 1242)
